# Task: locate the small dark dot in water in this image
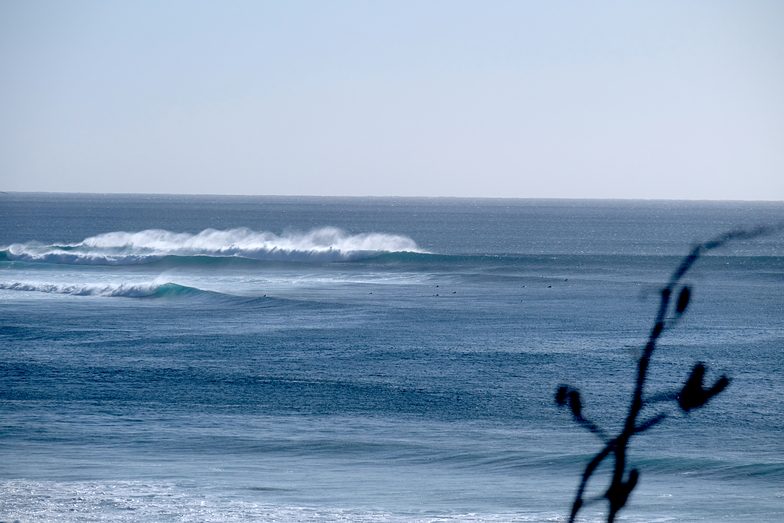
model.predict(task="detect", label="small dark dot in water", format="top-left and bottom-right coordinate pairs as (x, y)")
top-left (548, 285), bottom-right (552, 288)
top-left (564, 279), bottom-right (568, 281)
top-left (452, 291), bottom-right (456, 293)
top-left (369, 292), bottom-right (372, 294)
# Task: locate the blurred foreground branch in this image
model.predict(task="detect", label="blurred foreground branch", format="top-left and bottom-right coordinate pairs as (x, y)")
top-left (556, 222), bottom-right (784, 522)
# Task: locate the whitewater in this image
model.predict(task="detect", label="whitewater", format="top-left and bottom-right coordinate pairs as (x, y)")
top-left (2, 226), bottom-right (424, 265)
top-left (1, 193), bottom-right (783, 522)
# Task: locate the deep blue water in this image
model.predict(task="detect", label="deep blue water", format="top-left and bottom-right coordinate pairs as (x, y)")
top-left (1, 194), bottom-right (783, 522)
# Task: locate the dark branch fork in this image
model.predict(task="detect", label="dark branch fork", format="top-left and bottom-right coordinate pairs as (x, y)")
top-left (556, 223), bottom-right (784, 522)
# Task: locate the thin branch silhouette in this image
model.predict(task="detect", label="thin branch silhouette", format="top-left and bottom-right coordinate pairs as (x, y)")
top-left (556, 222), bottom-right (784, 522)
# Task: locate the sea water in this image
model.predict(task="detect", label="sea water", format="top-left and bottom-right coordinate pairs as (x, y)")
top-left (1, 194), bottom-right (782, 522)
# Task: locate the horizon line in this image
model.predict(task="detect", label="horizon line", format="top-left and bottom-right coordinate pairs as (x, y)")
top-left (3, 190), bottom-right (784, 204)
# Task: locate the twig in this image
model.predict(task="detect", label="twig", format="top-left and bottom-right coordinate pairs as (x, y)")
top-left (556, 221), bottom-right (784, 522)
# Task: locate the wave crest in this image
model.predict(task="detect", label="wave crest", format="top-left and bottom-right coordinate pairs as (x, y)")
top-left (1, 227), bottom-right (423, 265)
top-left (0, 281), bottom-right (201, 298)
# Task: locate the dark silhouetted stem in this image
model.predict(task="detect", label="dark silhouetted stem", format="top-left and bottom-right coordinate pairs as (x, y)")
top-left (560, 222), bottom-right (783, 522)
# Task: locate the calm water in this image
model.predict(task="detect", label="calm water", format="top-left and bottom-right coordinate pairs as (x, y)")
top-left (1, 194), bottom-right (783, 522)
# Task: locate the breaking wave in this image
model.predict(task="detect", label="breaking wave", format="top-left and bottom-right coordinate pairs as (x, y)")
top-left (0, 281), bottom-right (204, 298)
top-left (0, 227), bottom-right (424, 265)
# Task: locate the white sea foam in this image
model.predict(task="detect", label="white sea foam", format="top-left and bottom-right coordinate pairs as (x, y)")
top-left (0, 479), bottom-right (566, 523)
top-left (0, 280), bottom-right (190, 298)
top-left (2, 227), bottom-right (424, 264)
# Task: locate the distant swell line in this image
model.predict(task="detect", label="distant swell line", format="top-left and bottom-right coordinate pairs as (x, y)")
top-left (0, 281), bottom-right (205, 298)
top-left (0, 227), bottom-right (425, 265)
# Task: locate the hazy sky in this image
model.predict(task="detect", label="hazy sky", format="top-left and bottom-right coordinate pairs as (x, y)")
top-left (1, 1), bottom-right (783, 199)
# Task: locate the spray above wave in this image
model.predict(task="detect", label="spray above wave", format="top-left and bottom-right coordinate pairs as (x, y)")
top-left (1, 227), bottom-right (424, 265)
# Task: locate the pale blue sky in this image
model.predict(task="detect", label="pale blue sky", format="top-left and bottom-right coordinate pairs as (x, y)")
top-left (1, 1), bottom-right (783, 199)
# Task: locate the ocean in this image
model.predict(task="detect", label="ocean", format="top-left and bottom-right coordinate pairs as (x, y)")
top-left (1, 193), bottom-right (782, 522)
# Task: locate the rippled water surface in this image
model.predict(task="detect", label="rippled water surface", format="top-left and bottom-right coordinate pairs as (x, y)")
top-left (1, 194), bottom-right (783, 522)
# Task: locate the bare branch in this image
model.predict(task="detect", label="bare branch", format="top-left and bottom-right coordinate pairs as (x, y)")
top-left (635, 413), bottom-right (667, 433)
top-left (559, 223), bottom-right (782, 522)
